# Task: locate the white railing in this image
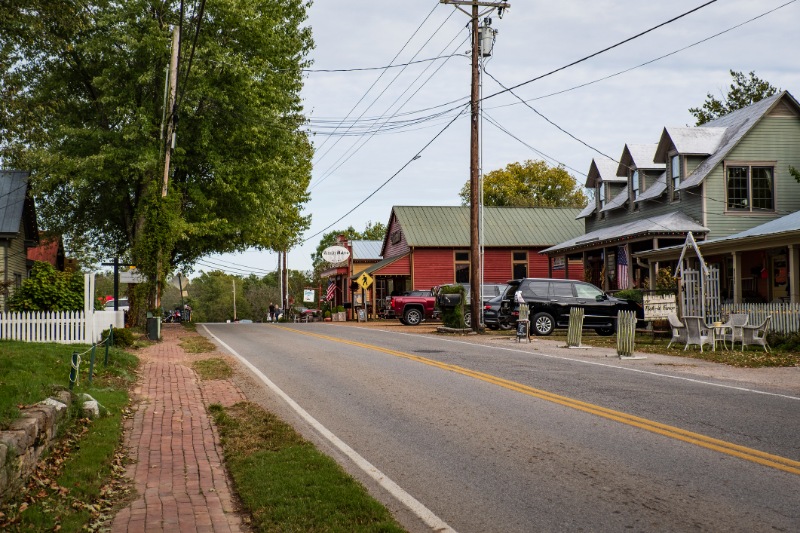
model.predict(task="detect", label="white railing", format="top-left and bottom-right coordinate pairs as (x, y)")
top-left (721, 302), bottom-right (800, 335)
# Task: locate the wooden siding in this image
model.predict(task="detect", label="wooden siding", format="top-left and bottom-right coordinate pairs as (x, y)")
top-left (412, 249), bottom-right (455, 290)
top-left (376, 254), bottom-right (411, 276)
top-left (383, 213), bottom-right (410, 258)
top-left (1, 222), bottom-right (28, 310)
top-left (686, 155), bottom-right (705, 175)
top-left (483, 249), bottom-right (512, 282)
top-left (704, 115), bottom-right (800, 239)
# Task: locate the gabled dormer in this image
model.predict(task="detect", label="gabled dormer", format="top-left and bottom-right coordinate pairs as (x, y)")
top-left (616, 144), bottom-right (665, 211)
top-left (654, 126), bottom-right (726, 203)
top-left (580, 156), bottom-right (625, 221)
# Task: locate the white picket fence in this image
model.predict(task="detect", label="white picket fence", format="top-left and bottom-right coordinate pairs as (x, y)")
top-left (0, 310), bottom-right (88, 343)
top-left (0, 309), bottom-right (123, 344)
top-left (721, 303), bottom-right (800, 335)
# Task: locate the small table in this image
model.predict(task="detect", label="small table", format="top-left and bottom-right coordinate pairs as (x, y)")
top-left (712, 323), bottom-right (732, 351)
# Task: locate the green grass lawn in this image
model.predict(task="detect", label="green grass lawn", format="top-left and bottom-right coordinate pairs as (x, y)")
top-left (0, 339), bottom-right (138, 531)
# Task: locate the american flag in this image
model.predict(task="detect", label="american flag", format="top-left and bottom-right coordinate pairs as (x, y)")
top-left (617, 245), bottom-right (629, 289)
top-left (325, 279), bottom-right (336, 302)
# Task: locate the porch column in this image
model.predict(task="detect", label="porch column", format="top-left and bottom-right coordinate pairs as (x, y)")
top-left (564, 254), bottom-right (569, 280)
top-left (625, 243), bottom-right (633, 289)
top-left (648, 260), bottom-right (656, 290)
top-left (732, 251), bottom-right (742, 304)
top-left (789, 244), bottom-right (800, 304)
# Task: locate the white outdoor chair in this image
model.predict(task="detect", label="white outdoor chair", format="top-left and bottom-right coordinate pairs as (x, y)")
top-left (721, 313), bottom-right (749, 349)
top-left (666, 313), bottom-right (686, 349)
top-left (683, 316), bottom-right (712, 352)
top-left (740, 316), bottom-right (772, 352)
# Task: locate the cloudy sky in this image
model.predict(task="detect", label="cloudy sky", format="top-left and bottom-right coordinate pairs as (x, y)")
top-left (201, 0), bottom-right (799, 276)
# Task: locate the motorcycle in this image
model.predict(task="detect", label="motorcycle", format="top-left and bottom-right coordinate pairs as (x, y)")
top-left (163, 309), bottom-right (182, 323)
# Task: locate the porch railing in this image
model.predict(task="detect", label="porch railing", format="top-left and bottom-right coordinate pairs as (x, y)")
top-left (721, 302), bottom-right (800, 335)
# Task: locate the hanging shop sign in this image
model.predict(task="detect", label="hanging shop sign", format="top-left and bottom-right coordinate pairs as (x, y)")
top-left (322, 245), bottom-right (351, 265)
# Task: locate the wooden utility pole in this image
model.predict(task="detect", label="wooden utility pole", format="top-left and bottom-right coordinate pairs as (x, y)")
top-left (440, 0), bottom-right (509, 332)
top-left (154, 27), bottom-right (181, 311)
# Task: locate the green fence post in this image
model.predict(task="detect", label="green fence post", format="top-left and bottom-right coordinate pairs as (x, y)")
top-left (104, 325), bottom-right (113, 366)
top-left (69, 351), bottom-right (79, 390)
top-left (89, 345), bottom-right (96, 385)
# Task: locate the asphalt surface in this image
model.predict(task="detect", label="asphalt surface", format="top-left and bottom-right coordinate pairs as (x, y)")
top-left (202, 321), bottom-right (800, 533)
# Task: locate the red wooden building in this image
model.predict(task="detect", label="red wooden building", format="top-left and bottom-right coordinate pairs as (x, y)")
top-left (352, 206), bottom-right (585, 315)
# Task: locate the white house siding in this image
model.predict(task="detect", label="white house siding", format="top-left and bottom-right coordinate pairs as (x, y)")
top-left (703, 114), bottom-right (800, 240)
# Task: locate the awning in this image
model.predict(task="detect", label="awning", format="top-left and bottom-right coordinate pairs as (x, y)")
top-left (351, 253), bottom-right (410, 278)
top-left (542, 212), bottom-right (708, 255)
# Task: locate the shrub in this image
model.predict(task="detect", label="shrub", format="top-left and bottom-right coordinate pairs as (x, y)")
top-left (324, 310), bottom-right (331, 318)
top-left (615, 289), bottom-right (643, 303)
top-left (336, 305), bottom-right (345, 313)
top-left (437, 284), bottom-right (466, 329)
top-left (102, 327), bottom-right (135, 347)
top-left (8, 261), bottom-right (85, 311)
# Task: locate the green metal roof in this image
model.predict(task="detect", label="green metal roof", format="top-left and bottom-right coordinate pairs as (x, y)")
top-left (392, 206), bottom-right (584, 247)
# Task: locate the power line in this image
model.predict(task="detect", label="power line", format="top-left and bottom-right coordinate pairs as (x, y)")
top-left (301, 53), bottom-right (468, 73)
top-left (312, 2), bottom-right (442, 162)
top-left (302, 103), bottom-right (470, 244)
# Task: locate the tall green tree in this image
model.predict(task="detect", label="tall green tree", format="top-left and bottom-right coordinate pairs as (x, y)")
top-left (0, 0), bottom-right (313, 304)
top-left (689, 70), bottom-right (779, 125)
top-left (460, 160), bottom-right (587, 208)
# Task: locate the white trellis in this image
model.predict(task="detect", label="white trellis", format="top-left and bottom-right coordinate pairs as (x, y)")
top-left (676, 232), bottom-right (721, 322)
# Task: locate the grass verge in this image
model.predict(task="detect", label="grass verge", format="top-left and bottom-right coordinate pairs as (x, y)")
top-left (210, 401), bottom-right (406, 532)
top-left (192, 358), bottom-right (233, 380)
top-left (180, 334), bottom-right (217, 354)
top-left (0, 338), bottom-right (139, 531)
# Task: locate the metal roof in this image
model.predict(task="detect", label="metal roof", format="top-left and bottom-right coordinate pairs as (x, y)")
top-left (542, 211), bottom-right (708, 255)
top-left (585, 156), bottom-right (624, 188)
top-left (616, 144), bottom-right (665, 176)
top-left (635, 171), bottom-right (667, 203)
top-left (351, 240), bottom-right (382, 260)
top-left (654, 127), bottom-right (726, 161)
top-left (680, 91), bottom-right (798, 190)
top-left (392, 206), bottom-right (585, 247)
top-left (0, 170), bottom-right (29, 234)
top-left (576, 202), bottom-right (596, 219)
top-left (351, 253), bottom-right (409, 278)
top-left (600, 185), bottom-right (628, 213)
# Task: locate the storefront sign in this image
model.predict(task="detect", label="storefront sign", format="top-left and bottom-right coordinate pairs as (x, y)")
top-left (322, 245), bottom-right (351, 265)
top-left (553, 256), bottom-right (565, 270)
top-left (643, 293), bottom-right (677, 319)
top-left (303, 289), bottom-right (315, 303)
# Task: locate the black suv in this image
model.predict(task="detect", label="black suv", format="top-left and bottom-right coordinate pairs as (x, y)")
top-left (499, 278), bottom-right (641, 336)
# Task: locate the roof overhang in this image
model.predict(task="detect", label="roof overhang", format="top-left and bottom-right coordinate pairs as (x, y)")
top-left (351, 253), bottom-right (410, 278)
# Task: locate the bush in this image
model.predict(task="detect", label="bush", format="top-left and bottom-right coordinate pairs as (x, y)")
top-left (102, 327), bottom-right (135, 348)
top-left (324, 310), bottom-right (331, 318)
top-left (437, 284), bottom-right (466, 329)
top-left (615, 289), bottom-right (643, 303)
top-left (335, 305), bottom-right (345, 313)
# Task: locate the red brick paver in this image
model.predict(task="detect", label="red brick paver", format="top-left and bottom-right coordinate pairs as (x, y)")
top-left (112, 325), bottom-right (246, 532)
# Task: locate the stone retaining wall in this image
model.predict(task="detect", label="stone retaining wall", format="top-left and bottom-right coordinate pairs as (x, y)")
top-left (0, 391), bottom-right (73, 503)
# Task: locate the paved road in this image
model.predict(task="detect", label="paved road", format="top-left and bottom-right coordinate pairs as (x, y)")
top-left (202, 322), bottom-right (800, 533)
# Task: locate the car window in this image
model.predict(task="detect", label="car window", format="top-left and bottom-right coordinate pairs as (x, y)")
top-left (551, 282), bottom-right (574, 297)
top-left (520, 280), bottom-right (549, 298)
top-left (575, 283), bottom-right (604, 299)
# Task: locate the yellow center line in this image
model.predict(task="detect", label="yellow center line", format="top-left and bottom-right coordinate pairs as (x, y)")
top-left (278, 325), bottom-right (800, 476)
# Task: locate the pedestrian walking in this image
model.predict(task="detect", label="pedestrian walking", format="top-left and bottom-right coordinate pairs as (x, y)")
top-left (269, 302), bottom-right (275, 322)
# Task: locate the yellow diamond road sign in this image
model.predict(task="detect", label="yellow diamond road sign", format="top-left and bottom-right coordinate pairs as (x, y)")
top-left (357, 272), bottom-right (373, 290)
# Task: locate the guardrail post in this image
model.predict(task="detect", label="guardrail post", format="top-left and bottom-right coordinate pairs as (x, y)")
top-left (616, 311), bottom-right (641, 358)
top-left (88, 344), bottom-right (96, 385)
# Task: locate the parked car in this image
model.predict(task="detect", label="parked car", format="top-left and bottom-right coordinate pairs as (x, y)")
top-left (294, 306), bottom-right (320, 320)
top-left (483, 293), bottom-right (514, 330)
top-left (390, 290), bottom-right (437, 326)
top-left (460, 283), bottom-right (509, 328)
top-left (498, 278), bottom-right (642, 336)
top-left (104, 298), bottom-right (129, 312)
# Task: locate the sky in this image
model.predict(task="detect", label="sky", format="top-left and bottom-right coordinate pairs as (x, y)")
top-left (199, 0), bottom-right (800, 277)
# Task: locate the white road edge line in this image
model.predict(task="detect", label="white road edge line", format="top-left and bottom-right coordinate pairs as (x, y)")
top-left (201, 324), bottom-right (456, 533)
top-left (351, 327), bottom-right (800, 402)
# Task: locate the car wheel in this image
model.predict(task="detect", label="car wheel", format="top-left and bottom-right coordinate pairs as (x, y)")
top-left (488, 324), bottom-right (499, 330)
top-left (398, 317), bottom-right (409, 325)
top-left (463, 312), bottom-right (471, 328)
top-left (404, 308), bottom-right (423, 326)
top-left (498, 320), bottom-right (514, 331)
top-left (595, 327), bottom-right (615, 336)
top-left (532, 312), bottom-right (555, 336)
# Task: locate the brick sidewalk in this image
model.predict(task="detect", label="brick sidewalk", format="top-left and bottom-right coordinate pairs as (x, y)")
top-left (112, 325), bottom-right (247, 533)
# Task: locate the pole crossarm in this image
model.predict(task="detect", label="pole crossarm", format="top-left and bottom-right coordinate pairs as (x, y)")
top-left (440, 0), bottom-right (510, 7)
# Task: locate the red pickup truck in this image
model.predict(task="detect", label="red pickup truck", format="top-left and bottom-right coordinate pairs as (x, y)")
top-left (390, 290), bottom-right (437, 325)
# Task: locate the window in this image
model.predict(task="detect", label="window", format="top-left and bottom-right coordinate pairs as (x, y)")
top-left (726, 165), bottom-right (774, 212)
top-left (631, 170), bottom-right (640, 199)
top-left (520, 280), bottom-right (549, 298)
top-left (597, 184), bottom-right (605, 210)
top-left (454, 251), bottom-right (470, 283)
top-left (671, 155), bottom-right (681, 200)
top-left (512, 251), bottom-right (527, 279)
top-left (551, 282), bottom-right (574, 297)
top-left (575, 282), bottom-right (603, 299)
top-left (14, 274), bottom-right (22, 289)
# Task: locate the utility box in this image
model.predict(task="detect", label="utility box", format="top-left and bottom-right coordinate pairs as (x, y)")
top-left (146, 316), bottom-right (161, 341)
